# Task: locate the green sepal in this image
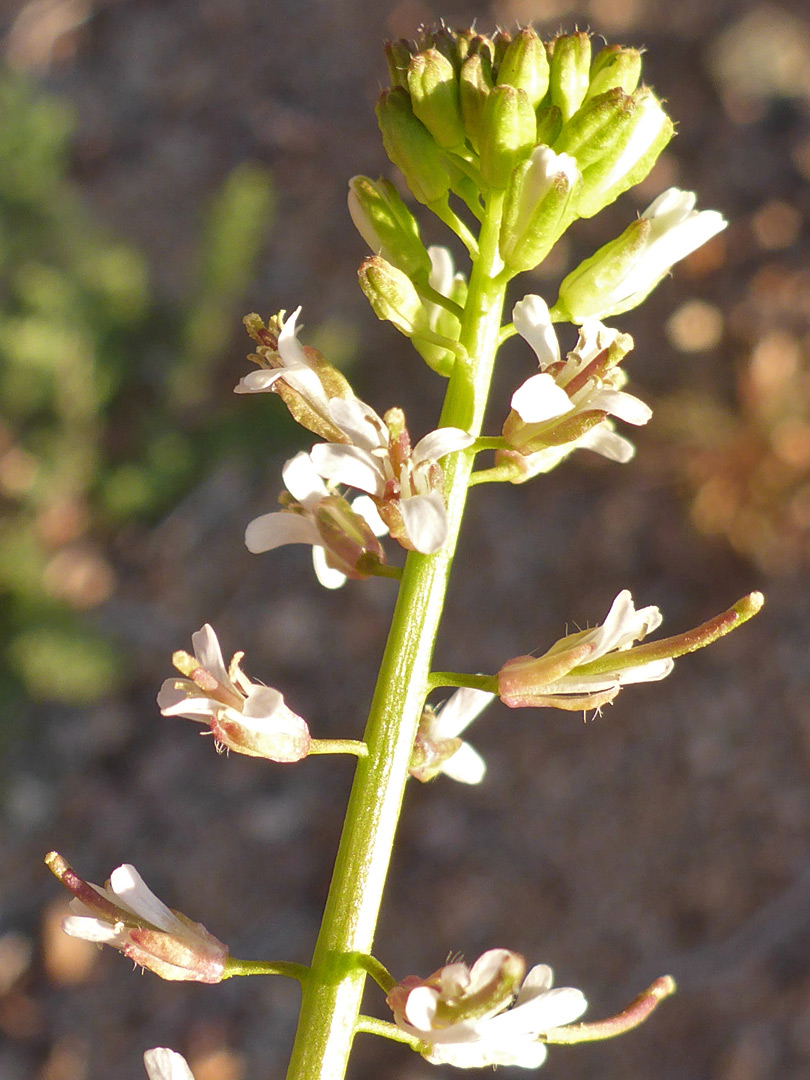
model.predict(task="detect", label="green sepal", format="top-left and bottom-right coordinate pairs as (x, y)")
top-left (500, 152), bottom-right (581, 273)
top-left (496, 26), bottom-right (550, 109)
top-left (535, 104), bottom-right (563, 146)
top-left (548, 32), bottom-right (592, 123)
top-left (348, 176), bottom-right (433, 283)
top-left (358, 255), bottom-right (430, 337)
top-left (407, 48), bottom-right (466, 150)
top-left (478, 85), bottom-right (537, 190)
top-left (459, 51), bottom-right (494, 152)
top-left (384, 39), bottom-right (413, 90)
top-left (552, 217), bottom-right (652, 322)
top-left (585, 45), bottom-right (643, 100)
top-left (376, 87), bottom-right (451, 206)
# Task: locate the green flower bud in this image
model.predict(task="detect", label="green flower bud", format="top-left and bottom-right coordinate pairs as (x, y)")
top-left (408, 48), bottom-right (466, 149)
top-left (585, 45), bottom-right (643, 100)
top-left (553, 87), bottom-right (636, 166)
top-left (384, 39), bottom-right (414, 90)
top-left (500, 146), bottom-right (581, 272)
top-left (492, 29), bottom-right (513, 68)
top-left (348, 176), bottom-right (433, 282)
top-left (496, 27), bottom-right (549, 109)
top-left (459, 52), bottom-right (494, 152)
top-left (535, 104), bottom-right (563, 146)
top-left (376, 87), bottom-right (451, 206)
top-left (358, 255), bottom-right (430, 337)
top-left (574, 88), bottom-right (674, 218)
top-left (426, 23), bottom-right (468, 70)
top-left (548, 32), bottom-right (592, 122)
top-left (478, 85), bottom-right (537, 190)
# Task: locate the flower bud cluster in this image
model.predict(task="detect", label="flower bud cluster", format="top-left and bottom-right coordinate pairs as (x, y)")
top-left (375, 25), bottom-right (675, 275)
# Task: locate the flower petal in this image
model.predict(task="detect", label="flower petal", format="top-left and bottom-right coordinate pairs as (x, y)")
top-left (245, 511), bottom-right (321, 554)
top-left (511, 373), bottom-right (573, 423)
top-left (399, 491), bottom-right (448, 554)
top-left (281, 452), bottom-right (329, 507)
top-left (109, 865), bottom-right (187, 935)
top-left (577, 424), bottom-right (636, 463)
top-left (328, 397), bottom-right (387, 450)
top-left (513, 295), bottom-right (560, 368)
top-left (311, 545), bottom-right (348, 589)
top-left (435, 687), bottom-right (496, 738)
top-left (412, 427), bottom-right (474, 464)
top-left (310, 443), bottom-right (385, 495)
top-left (441, 741), bottom-right (487, 784)
top-left (144, 1047), bottom-right (196, 1080)
top-left (191, 625), bottom-right (231, 688)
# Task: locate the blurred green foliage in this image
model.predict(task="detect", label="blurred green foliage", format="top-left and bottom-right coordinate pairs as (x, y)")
top-left (0, 72), bottom-right (277, 712)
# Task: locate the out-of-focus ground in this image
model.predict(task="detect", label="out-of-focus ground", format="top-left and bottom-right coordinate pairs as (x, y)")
top-left (2, 1), bottom-right (810, 1078)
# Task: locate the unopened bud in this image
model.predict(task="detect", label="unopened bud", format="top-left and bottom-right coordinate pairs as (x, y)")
top-left (376, 87), bottom-right (451, 206)
top-left (568, 88), bottom-right (674, 219)
top-left (548, 32), bottom-right (592, 122)
top-left (459, 52), bottom-right (494, 151)
top-left (408, 49), bottom-right (466, 149)
top-left (384, 39), bottom-right (414, 89)
top-left (585, 45), bottom-right (643, 100)
top-left (535, 103), bottom-right (563, 146)
top-left (348, 176), bottom-right (432, 282)
top-left (500, 145), bottom-right (581, 272)
top-left (496, 27), bottom-right (549, 108)
top-left (478, 85), bottom-right (537, 190)
top-left (358, 256), bottom-right (430, 337)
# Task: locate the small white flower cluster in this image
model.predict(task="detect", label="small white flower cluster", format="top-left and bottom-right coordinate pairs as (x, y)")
top-left (237, 306), bottom-right (472, 585)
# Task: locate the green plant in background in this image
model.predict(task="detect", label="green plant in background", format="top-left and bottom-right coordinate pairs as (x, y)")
top-left (45, 23), bottom-right (763, 1080)
top-left (0, 72), bottom-right (275, 709)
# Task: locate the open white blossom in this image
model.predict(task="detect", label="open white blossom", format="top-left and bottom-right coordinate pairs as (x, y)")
top-left (46, 852), bottom-right (228, 984)
top-left (245, 451), bottom-right (387, 589)
top-left (235, 307), bottom-right (329, 407)
top-left (388, 949), bottom-right (587, 1069)
top-left (502, 295), bottom-right (651, 474)
top-left (310, 397), bottom-right (473, 554)
top-left (144, 1048), bottom-right (196, 1080)
top-left (157, 624), bottom-right (310, 762)
top-left (411, 687), bottom-right (494, 784)
top-left (498, 590), bottom-right (674, 710)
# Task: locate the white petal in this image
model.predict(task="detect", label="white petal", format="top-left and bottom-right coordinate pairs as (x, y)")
top-left (435, 687), bottom-right (496, 738)
top-left (511, 373), bottom-right (573, 423)
top-left (518, 964), bottom-right (554, 997)
top-left (233, 369), bottom-right (284, 394)
top-left (485, 986), bottom-right (588, 1036)
top-left (428, 244), bottom-right (456, 296)
top-left (62, 916), bottom-right (120, 943)
top-left (328, 397), bottom-right (387, 450)
top-left (405, 985), bottom-right (441, 1029)
top-left (312, 545), bottom-right (348, 589)
top-left (643, 187), bottom-right (695, 224)
top-left (245, 511), bottom-right (321, 554)
top-left (310, 443), bottom-right (385, 495)
top-left (277, 306), bottom-right (308, 367)
top-left (109, 865), bottom-right (186, 934)
top-left (513, 295), bottom-right (560, 368)
top-left (412, 426), bottom-right (474, 464)
top-left (282, 452), bottom-right (328, 507)
top-left (577, 424), bottom-right (635, 463)
top-left (399, 491), bottom-right (448, 554)
top-left (144, 1048), bottom-right (196, 1080)
top-left (158, 694), bottom-right (220, 719)
top-left (441, 741), bottom-right (487, 784)
top-left (191, 625), bottom-right (231, 687)
top-left (618, 657), bottom-right (675, 684)
top-left (583, 387), bottom-right (652, 426)
top-left (351, 494), bottom-right (388, 537)
top-left (240, 685), bottom-right (285, 718)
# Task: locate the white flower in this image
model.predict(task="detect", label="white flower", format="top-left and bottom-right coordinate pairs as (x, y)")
top-left (388, 949), bottom-right (587, 1069)
top-left (411, 687), bottom-right (494, 784)
top-left (557, 188), bottom-right (727, 322)
top-left (501, 295), bottom-right (650, 475)
top-left (144, 1048), bottom-right (196, 1080)
top-left (46, 852), bottom-right (228, 984)
top-left (235, 307), bottom-right (329, 408)
top-left (245, 451), bottom-right (387, 589)
top-left (310, 397), bottom-right (473, 555)
top-left (157, 624), bottom-right (310, 762)
top-left (498, 590), bottom-right (674, 710)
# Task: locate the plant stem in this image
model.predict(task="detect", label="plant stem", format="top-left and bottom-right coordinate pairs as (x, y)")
top-left (284, 190), bottom-right (507, 1080)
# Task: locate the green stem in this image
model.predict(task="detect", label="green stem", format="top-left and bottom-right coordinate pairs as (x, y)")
top-left (354, 1015), bottom-right (425, 1049)
top-left (284, 189), bottom-right (507, 1080)
top-left (223, 958), bottom-right (309, 981)
top-left (308, 739), bottom-right (369, 758)
top-left (428, 671), bottom-right (498, 693)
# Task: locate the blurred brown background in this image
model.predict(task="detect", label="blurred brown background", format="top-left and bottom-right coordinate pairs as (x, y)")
top-left (1, 1), bottom-right (810, 1078)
